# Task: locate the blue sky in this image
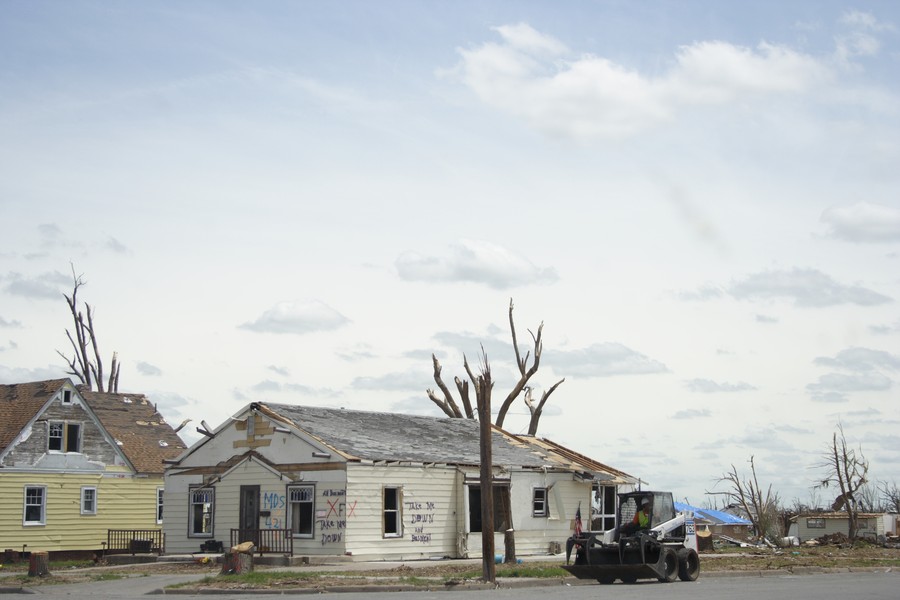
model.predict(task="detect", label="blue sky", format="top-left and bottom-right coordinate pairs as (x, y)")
top-left (1, 1), bottom-right (898, 507)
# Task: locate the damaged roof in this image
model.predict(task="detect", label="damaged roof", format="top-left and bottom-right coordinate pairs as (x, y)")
top-left (258, 402), bottom-right (621, 476)
top-left (0, 378), bottom-right (69, 451)
top-left (0, 379), bottom-right (186, 474)
top-left (80, 389), bottom-right (187, 474)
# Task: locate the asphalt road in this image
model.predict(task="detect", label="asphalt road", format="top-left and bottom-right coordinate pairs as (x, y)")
top-left (12, 571), bottom-right (899, 599)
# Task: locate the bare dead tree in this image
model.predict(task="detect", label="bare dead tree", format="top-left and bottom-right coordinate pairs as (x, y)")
top-left (706, 456), bottom-right (782, 542)
top-left (879, 481), bottom-right (900, 513)
top-left (56, 265), bottom-right (121, 393)
top-left (426, 299), bottom-right (564, 433)
top-left (474, 347), bottom-right (495, 583)
top-left (816, 423), bottom-right (869, 541)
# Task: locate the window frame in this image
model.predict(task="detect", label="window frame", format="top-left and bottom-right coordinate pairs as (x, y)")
top-left (188, 486), bottom-right (215, 538)
top-left (24, 485), bottom-right (47, 526)
top-left (156, 487), bottom-right (164, 524)
top-left (47, 421), bottom-right (81, 453)
top-left (806, 517), bottom-right (826, 529)
top-left (383, 486), bottom-right (402, 538)
top-left (467, 483), bottom-right (511, 533)
top-left (80, 486), bottom-right (97, 515)
top-left (532, 487), bottom-right (548, 517)
top-left (287, 484), bottom-right (315, 539)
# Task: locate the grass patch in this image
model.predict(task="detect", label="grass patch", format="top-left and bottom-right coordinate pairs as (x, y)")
top-left (456, 564), bottom-right (570, 579)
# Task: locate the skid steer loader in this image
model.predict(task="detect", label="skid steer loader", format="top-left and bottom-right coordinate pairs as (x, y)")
top-left (563, 490), bottom-right (700, 584)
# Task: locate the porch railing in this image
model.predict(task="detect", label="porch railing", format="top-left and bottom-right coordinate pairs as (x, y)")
top-left (230, 528), bottom-right (294, 556)
top-left (106, 529), bottom-right (165, 555)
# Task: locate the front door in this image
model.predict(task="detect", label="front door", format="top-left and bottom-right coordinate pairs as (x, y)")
top-left (239, 485), bottom-right (260, 545)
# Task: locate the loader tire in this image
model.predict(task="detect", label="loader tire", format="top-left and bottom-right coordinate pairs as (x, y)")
top-left (677, 548), bottom-right (700, 582)
top-left (659, 547), bottom-right (679, 583)
top-left (597, 576), bottom-right (616, 585)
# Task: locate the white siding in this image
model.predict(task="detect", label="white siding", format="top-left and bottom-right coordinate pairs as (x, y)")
top-left (343, 464), bottom-right (458, 560)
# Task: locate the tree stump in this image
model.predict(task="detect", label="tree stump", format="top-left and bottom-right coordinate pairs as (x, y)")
top-left (220, 550), bottom-right (253, 575)
top-left (504, 529), bottom-right (517, 564)
top-left (28, 552), bottom-right (50, 577)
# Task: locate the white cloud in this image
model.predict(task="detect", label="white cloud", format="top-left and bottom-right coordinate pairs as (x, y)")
top-left (685, 378), bottom-right (756, 393)
top-left (396, 239), bottom-right (558, 289)
top-left (239, 300), bottom-right (349, 335)
top-left (0, 364), bottom-right (68, 384)
top-left (673, 408), bottom-right (711, 419)
top-left (454, 24), bottom-right (832, 139)
top-left (2, 271), bottom-right (70, 300)
top-left (136, 361), bottom-right (162, 376)
top-left (813, 347), bottom-right (900, 371)
top-left (547, 343), bottom-right (668, 377)
top-left (728, 268), bottom-right (892, 307)
top-left (820, 202), bottom-right (900, 242)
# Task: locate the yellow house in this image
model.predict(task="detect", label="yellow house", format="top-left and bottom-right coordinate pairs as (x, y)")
top-left (0, 379), bottom-right (186, 559)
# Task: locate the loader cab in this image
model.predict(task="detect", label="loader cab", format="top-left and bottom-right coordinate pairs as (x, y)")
top-left (617, 491), bottom-right (677, 539)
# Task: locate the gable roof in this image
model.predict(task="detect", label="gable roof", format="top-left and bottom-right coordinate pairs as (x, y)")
top-left (258, 402), bottom-right (564, 469)
top-left (80, 389), bottom-right (187, 474)
top-left (0, 379), bottom-right (186, 475)
top-left (0, 378), bottom-right (70, 451)
top-left (513, 436), bottom-right (637, 483)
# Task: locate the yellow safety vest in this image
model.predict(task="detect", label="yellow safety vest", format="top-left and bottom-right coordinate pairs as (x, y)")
top-left (638, 510), bottom-right (650, 528)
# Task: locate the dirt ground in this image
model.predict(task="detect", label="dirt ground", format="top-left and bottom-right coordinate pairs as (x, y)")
top-left (3, 544), bottom-right (898, 590)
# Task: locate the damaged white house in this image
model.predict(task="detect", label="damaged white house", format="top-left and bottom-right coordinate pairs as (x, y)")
top-left (162, 402), bottom-right (637, 560)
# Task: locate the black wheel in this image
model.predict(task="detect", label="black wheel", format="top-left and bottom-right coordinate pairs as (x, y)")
top-left (658, 547), bottom-right (678, 583)
top-left (677, 548), bottom-right (700, 582)
top-left (597, 576), bottom-right (616, 585)
top-left (621, 576), bottom-right (638, 584)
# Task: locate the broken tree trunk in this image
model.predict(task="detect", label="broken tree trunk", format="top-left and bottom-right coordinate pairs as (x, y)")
top-left (220, 550), bottom-right (253, 575)
top-left (28, 551), bottom-right (50, 577)
top-left (504, 529), bottom-right (516, 564)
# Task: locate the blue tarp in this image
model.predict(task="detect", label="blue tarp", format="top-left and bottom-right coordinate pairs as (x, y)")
top-left (675, 501), bottom-right (751, 526)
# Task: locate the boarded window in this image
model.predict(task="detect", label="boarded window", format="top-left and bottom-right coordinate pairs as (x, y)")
top-left (288, 485), bottom-right (314, 537)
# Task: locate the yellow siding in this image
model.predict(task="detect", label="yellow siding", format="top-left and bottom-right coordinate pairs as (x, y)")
top-left (0, 473), bottom-right (163, 553)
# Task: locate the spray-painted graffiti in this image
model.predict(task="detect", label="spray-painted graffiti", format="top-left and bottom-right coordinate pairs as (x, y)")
top-left (407, 500), bottom-right (435, 543)
top-left (262, 492), bottom-right (286, 529)
top-left (319, 489), bottom-right (346, 545)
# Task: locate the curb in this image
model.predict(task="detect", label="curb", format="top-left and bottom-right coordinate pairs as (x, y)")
top-left (150, 568), bottom-right (898, 595)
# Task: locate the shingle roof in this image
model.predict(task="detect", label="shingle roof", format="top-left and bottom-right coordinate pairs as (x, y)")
top-left (260, 402), bottom-right (560, 468)
top-left (0, 378), bottom-right (70, 451)
top-left (80, 390), bottom-right (187, 474)
top-left (0, 379), bottom-right (186, 475)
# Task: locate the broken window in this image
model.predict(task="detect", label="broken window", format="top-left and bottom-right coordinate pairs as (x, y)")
top-left (592, 484), bottom-right (617, 531)
top-left (287, 485), bottom-right (314, 538)
top-left (807, 518), bottom-right (825, 529)
top-left (468, 484), bottom-right (510, 532)
top-left (189, 487), bottom-right (214, 537)
top-left (48, 421), bottom-right (81, 452)
top-left (383, 487), bottom-right (402, 537)
top-left (532, 488), bottom-right (548, 517)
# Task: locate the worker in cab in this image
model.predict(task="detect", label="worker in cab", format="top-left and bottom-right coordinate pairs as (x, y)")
top-left (620, 497), bottom-right (652, 535)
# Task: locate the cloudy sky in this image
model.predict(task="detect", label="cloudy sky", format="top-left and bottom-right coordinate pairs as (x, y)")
top-left (2, 1), bottom-right (898, 507)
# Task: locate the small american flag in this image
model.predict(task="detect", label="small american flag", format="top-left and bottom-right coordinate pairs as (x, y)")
top-left (575, 502), bottom-right (583, 536)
